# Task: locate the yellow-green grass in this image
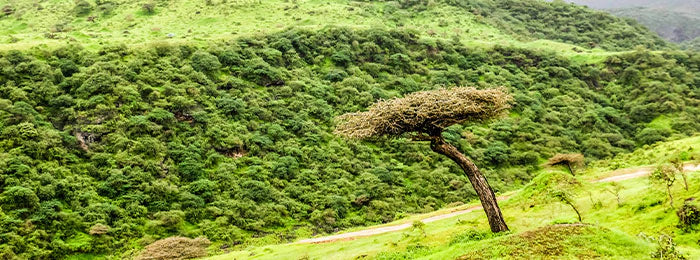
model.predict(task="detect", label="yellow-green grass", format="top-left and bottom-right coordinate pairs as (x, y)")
top-left (206, 136), bottom-right (700, 259)
top-left (207, 168), bottom-right (700, 259)
top-left (584, 135), bottom-right (700, 180)
top-left (202, 169), bottom-right (700, 259)
top-left (0, 0), bottom-right (619, 59)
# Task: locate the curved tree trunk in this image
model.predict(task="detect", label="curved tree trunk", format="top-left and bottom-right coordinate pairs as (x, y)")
top-left (429, 136), bottom-right (509, 232)
top-left (566, 163), bottom-right (575, 176)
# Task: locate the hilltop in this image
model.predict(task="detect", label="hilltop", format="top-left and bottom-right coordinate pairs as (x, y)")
top-left (0, 0), bottom-right (666, 53)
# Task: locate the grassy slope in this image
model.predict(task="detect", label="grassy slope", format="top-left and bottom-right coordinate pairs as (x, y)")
top-left (206, 136), bottom-right (700, 259)
top-left (0, 0), bottom-right (616, 60)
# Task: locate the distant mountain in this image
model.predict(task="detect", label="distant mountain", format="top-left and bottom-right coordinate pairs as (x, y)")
top-left (562, 0), bottom-right (699, 14)
top-left (609, 7), bottom-right (700, 43)
top-left (562, 0), bottom-right (700, 46)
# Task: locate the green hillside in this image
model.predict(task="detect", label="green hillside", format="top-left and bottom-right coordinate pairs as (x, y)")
top-left (0, 0), bottom-right (698, 259)
top-left (208, 137), bottom-right (700, 260)
top-left (0, 0), bottom-right (667, 52)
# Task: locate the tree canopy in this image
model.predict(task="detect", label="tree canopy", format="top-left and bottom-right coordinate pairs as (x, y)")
top-left (546, 153), bottom-right (585, 175)
top-left (335, 87), bottom-right (511, 138)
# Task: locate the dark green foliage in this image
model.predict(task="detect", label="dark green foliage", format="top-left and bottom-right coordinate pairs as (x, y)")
top-left (73, 0), bottom-right (93, 16)
top-left (0, 27), bottom-right (697, 258)
top-left (191, 51), bottom-right (222, 73)
top-left (449, 229), bottom-right (500, 245)
top-left (636, 128), bottom-right (671, 145)
top-left (141, 3), bottom-right (155, 14)
top-left (677, 198), bottom-right (700, 232)
top-left (0, 186), bottom-right (40, 212)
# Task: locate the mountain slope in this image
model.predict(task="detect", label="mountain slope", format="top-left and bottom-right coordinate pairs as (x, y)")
top-left (0, 1), bottom-right (696, 259)
top-left (0, 0), bottom-right (668, 52)
top-left (0, 27), bottom-right (698, 258)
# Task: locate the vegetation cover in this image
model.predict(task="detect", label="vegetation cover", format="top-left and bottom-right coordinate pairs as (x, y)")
top-left (210, 136), bottom-right (700, 259)
top-left (0, 0), bottom-right (698, 259)
top-left (0, 26), bottom-right (698, 258)
top-left (336, 87), bottom-right (512, 232)
top-left (0, 0), bottom-right (668, 52)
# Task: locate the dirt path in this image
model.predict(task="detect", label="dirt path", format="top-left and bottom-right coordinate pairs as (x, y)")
top-left (594, 163), bottom-right (700, 183)
top-left (296, 163), bottom-right (700, 244)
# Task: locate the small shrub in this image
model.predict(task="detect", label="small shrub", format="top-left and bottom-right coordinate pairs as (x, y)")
top-left (2, 5), bottom-right (14, 16)
top-left (639, 233), bottom-right (687, 260)
top-left (73, 0), bottom-right (93, 16)
top-left (677, 198), bottom-right (700, 232)
top-left (153, 210), bottom-right (185, 231)
top-left (190, 51), bottom-right (221, 73)
top-left (136, 236), bottom-right (211, 260)
top-left (142, 3), bottom-right (155, 14)
top-left (450, 229), bottom-right (497, 245)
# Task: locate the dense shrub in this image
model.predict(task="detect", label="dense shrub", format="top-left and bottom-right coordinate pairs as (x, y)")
top-left (677, 198), bottom-right (700, 232)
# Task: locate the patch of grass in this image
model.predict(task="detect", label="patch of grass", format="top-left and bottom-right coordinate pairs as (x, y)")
top-left (66, 254), bottom-right (107, 260)
top-left (448, 229), bottom-right (500, 245)
top-left (0, 0), bottom-right (620, 60)
top-left (586, 135), bottom-right (700, 176)
top-left (456, 224), bottom-right (651, 260)
top-left (648, 114), bottom-right (675, 131)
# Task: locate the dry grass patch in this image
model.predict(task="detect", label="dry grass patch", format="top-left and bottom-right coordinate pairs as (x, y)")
top-left (136, 236), bottom-right (211, 260)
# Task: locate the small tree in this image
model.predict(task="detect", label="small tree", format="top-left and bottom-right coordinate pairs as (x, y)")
top-left (650, 163), bottom-right (679, 208)
top-left (411, 220), bottom-right (427, 238)
top-left (605, 182), bottom-right (623, 207)
top-left (670, 157), bottom-right (688, 191)
top-left (336, 87), bottom-right (511, 232)
top-left (550, 188), bottom-right (582, 222)
top-left (546, 153), bottom-right (584, 175)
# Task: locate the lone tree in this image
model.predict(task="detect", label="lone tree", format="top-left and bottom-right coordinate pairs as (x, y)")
top-left (546, 153), bottom-right (584, 175)
top-left (335, 87), bottom-right (511, 232)
top-left (651, 163), bottom-right (680, 208)
top-left (550, 189), bottom-right (583, 222)
top-left (670, 157), bottom-right (688, 191)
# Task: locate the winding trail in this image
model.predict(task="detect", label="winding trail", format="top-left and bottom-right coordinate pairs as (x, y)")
top-left (296, 163), bottom-right (700, 244)
top-left (594, 164), bottom-right (700, 183)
